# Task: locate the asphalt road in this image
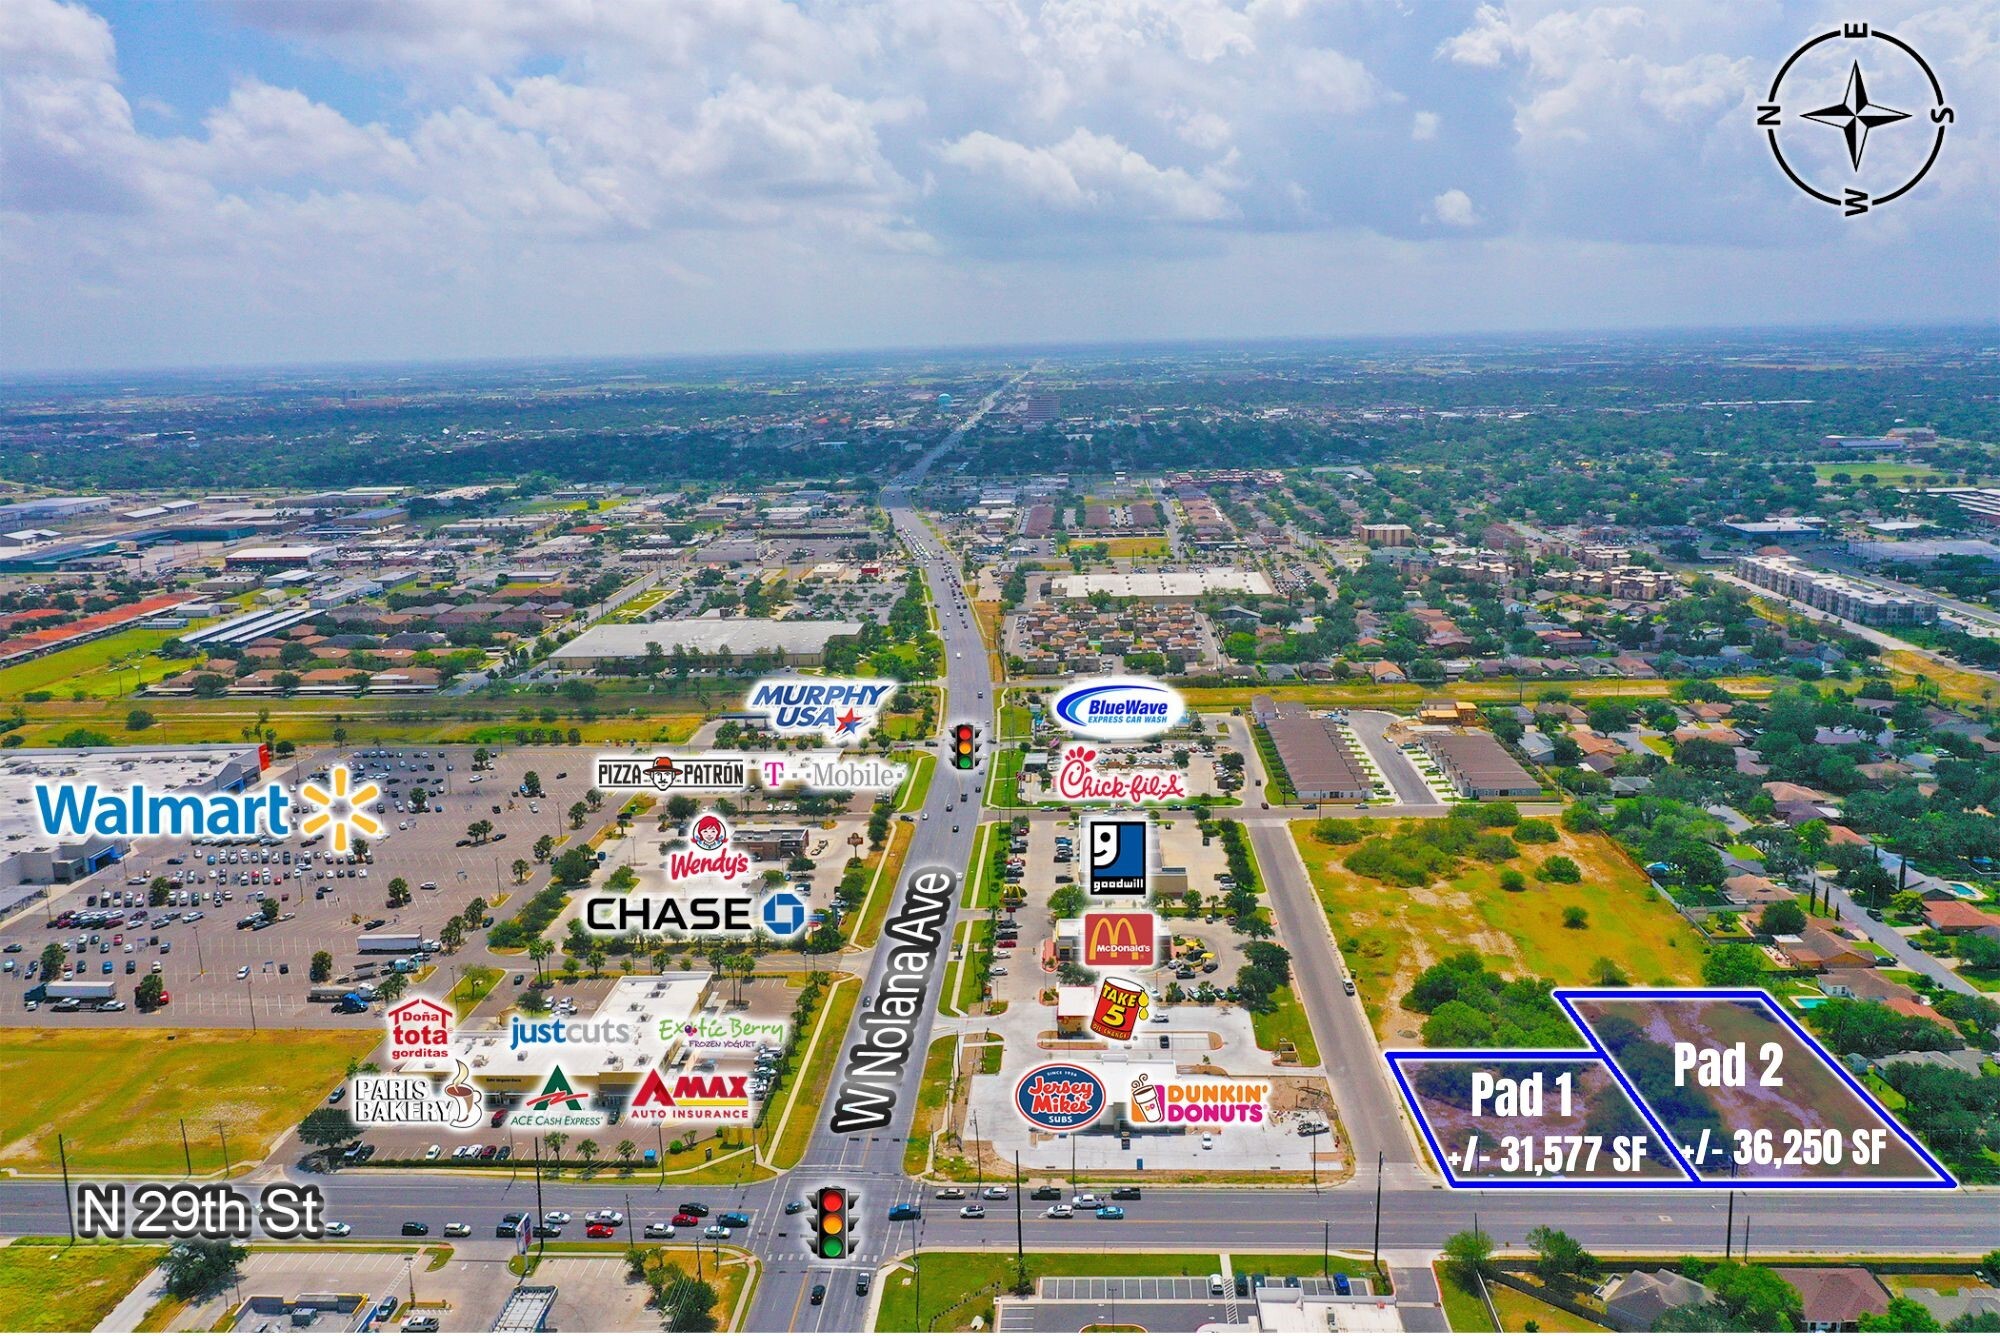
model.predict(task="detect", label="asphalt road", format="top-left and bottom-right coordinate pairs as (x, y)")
top-left (742, 385), bottom-right (1006, 1333)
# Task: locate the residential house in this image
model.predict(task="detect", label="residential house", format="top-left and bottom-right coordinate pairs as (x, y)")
top-left (1770, 1268), bottom-right (1890, 1332)
top-left (1599, 1271), bottom-right (1717, 1330)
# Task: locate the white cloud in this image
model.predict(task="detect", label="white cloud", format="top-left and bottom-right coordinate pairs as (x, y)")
top-left (938, 128), bottom-right (1236, 222)
top-left (1411, 110), bottom-right (1440, 141)
top-left (1429, 188), bottom-right (1480, 227)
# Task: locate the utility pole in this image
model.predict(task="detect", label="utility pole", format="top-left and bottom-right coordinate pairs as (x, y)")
top-left (532, 1137), bottom-right (546, 1257)
top-left (1724, 1189), bottom-right (1735, 1261)
top-left (1310, 1125), bottom-right (1319, 1190)
top-left (216, 1124), bottom-right (233, 1176)
top-left (180, 1119), bottom-right (193, 1178)
top-left (1371, 1151), bottom-right (1384, 1273)
top-left (57, 1133), bottom-right (75, 1244)
top-left (1014, 1153), bottom-right (1025, 1278)
top-left (1323, 1220), bottom-right (1330, 1281)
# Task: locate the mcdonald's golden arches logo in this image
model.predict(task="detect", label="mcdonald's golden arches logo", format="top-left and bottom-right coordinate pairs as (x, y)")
top-left (1082, 911), bottom-right (1157, 968)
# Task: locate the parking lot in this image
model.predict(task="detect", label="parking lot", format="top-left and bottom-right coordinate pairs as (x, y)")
top-left (0, 745), bottom-right (622, 1030)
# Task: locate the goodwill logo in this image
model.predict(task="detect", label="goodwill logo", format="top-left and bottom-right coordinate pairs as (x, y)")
top-left (1015, 1062), bottom-right (1108, 1131)
top-left (746, 678), bottom-right (894, 743)
top-left (1051, 677), bottom-right (1184, 741)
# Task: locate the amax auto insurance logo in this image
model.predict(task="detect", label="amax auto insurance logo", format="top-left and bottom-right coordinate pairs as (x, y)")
top-left (387, 997), bottom-right (451, 1063)
top-left (1052, 677), bottom-right (1184, 741)
top-left (1015, 1063), bottom-right (1108, 1132)
top-left (628, 1068), bottom-right (755, 1125)
top-left (746, 677), bottom-right (894, 742)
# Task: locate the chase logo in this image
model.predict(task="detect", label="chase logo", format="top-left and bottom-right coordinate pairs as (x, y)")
top-left (761, 890), bottom-right (808, 938)
top-left (1051, 677), bottom-right (1183, 741)
top-left (1015, 1063), bottom-right (1107, 1132)
top-left (746, 678), bottom-right (894, 743)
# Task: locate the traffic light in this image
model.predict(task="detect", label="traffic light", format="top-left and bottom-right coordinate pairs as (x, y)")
top-left (814, 1186), bottom-right (849, 1260)
top-left (949, 722), bottom-right (980, 771)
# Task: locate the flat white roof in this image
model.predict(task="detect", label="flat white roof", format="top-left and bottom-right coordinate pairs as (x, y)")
top-left (1053, 569), bottom-right (1274, 598)
top-left (551, 618), bottom-right (863, 659)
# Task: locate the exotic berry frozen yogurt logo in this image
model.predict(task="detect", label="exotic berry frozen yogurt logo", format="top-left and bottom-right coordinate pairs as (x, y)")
top-left (1759, 24), bottom-right (1951, 216)
top-left (1051, 677), bottom-right (1184, 741)
top-left (746, 678), bottom-right (894, 742)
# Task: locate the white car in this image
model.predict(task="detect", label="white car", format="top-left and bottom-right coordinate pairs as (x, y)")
top-left (324, 1222), bottom-right (352, 1237)
top-left (425, 1145), bottom-right (441, 1160)
top-left (959, 1204), bottom-right (986, 1218)
top-left (544, 1211), bottom-right (571, 1225)
top-left (1043, 1204), bottom-right (1074, 1219)
top-left (644, 1222), bottom-right (675, 1239)
top-left (236, 965), bottom-right (250, 980)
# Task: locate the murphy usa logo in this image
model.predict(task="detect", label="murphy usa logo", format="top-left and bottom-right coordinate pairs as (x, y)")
top-left (745, 677), bottom-right (893, 742)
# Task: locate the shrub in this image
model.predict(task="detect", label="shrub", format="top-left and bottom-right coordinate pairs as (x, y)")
top-left (1540, 855), bottom-right (1582, 884)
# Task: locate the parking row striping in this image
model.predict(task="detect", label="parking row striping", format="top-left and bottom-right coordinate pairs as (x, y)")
top-left (1040, 1277), bottom-right (1214, 1301)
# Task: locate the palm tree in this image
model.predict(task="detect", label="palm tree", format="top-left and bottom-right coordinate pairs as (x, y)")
top-left (529, 938), bottom-right (554, 984)
top-left (577, 1139), bottom-right (599, 1172)
top-left (511, 859), bottom-right (530, 884)
top-left (616, 1139), bottom-right (637, 1169)
top-left (374, 971), bottom-right (407, 1006)
top-left (543, 1131), bottom-right (567, 1168)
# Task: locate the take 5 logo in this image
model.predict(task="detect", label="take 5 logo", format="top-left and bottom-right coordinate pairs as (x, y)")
top-left (1085, 815), bottom-right (1149, 897)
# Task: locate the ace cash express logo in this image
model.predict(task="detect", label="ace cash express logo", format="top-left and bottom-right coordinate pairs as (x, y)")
top-left (387, 997), bottom-right (452, 1063)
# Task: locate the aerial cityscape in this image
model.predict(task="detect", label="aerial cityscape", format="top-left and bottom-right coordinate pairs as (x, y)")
top-left (2, 1), bottom-right (1997, 1334)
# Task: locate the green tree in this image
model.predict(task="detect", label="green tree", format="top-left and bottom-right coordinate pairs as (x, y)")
top-left (162, 1240), bottom-right (247, 1300)
top-left (1703, 943), bottom-right (1765, 986)
top-left (135, 973), bottom-right (165, 1010)
top-left (310, 950), bottom-right (334, 983)
top-left (39, 942), bottom-right (66, 982)
top-left (1526, 1225), bottom-right (1598, 1289)
top-left (296, 1106), bottom-right (361, 1151)
top-left (1861, 1298), bottom-right (1941, 1332)
top-left (1441, 1228), bottom-right (1496, 1282)
top-left (1759, 899), bottom-right (1807, 936)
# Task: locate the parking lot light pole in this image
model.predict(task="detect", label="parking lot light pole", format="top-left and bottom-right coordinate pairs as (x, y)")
top-left (216, 1124), bottom-right (232, 1176)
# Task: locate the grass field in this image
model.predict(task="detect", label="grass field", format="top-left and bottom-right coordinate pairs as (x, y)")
top-left (0, 627), bottom-right (206, 702)
top-left (448, 965), bottom-right (502, 1018)
top-left (903, 1036), bottom-right (960, 1175)
top-left (1879, 649), bottom-right (2000, 714)
top-left (0, 1239), bottom-right (166, 1332)
top-left (761, 975), bottom-right (858, 1170)
top-left (878, 1252), bottom-right (1227, 1332)
top-left (1489, 1280), bottom-right (1610, 1332)
top-left (851, 820), bottom-right (915, 949)
top-left (0, 1029), bottom-right (380, 1175)
top-left (1250, 985), bottom-right (1321, 1066)
top-left (896, 751), bottom-right (936, 814)
top-left (6, 699), bottom-right (705, 748)
top-left (1097, 536), bottom-right (1169, 559)
top-left (1179, 678), bottom-right (1777, 710)
top-left (1814, 461), bottom-right (1953, 484)
top-left (1293, 822), bottom-right (1706, 1044)
top-left (1436, 1266), bottom-right (1495, 1332)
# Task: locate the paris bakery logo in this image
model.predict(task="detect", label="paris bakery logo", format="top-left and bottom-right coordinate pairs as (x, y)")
top-left (1759, 24), bottom-right (1951, 215)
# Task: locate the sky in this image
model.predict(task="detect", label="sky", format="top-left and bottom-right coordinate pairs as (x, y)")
top-left (1, 0), bottom-right (1995, 374)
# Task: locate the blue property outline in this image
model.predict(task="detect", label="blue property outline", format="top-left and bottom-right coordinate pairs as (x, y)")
top-left (1386, 987), bottom-right (1956, 1190)
top-left (1385, 1049), bottom-right (1698, 1189)
top-left (1557, 987), bottom-right (1955, 1189)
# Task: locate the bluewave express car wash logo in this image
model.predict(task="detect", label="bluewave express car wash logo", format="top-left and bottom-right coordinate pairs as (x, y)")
top-left (1052, 677), bottom-right (1184, 741)
top-left (746, 678), bottom-right (894, 742)
top-left (827, 866), bottom-right (956, 1134)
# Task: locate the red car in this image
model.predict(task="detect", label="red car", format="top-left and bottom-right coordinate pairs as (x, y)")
top-left (672, 1212), bottom-right (699, 1227)
top-left (585, 1222), bottom-right (615, 1239)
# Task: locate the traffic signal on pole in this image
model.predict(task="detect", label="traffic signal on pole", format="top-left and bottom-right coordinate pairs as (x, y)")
top-left (950, 723), bottom-right (980, 771)
top-left (814, 1186), bottom-right (848, 1260)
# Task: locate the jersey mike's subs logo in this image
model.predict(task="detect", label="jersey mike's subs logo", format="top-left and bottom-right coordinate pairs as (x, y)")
top-left (1051, 677), bottom-right (1184, 741)
top-left (1015, 1062), bottom-right (1108, 1131)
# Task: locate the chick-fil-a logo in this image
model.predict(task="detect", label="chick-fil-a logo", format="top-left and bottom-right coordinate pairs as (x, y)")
top-left (1054, 745), bottom-right (1188, 804)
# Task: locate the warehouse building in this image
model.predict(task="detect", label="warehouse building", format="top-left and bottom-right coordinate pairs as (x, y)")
top-left (1258, 702), bottom-right (1373, 801)
top-left (1050, 569), bottom-right (1274, 602)
top-left (1417, 730), bottom-right (1541, 799)
top-left (548, 618), bottom-right (864, 669)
